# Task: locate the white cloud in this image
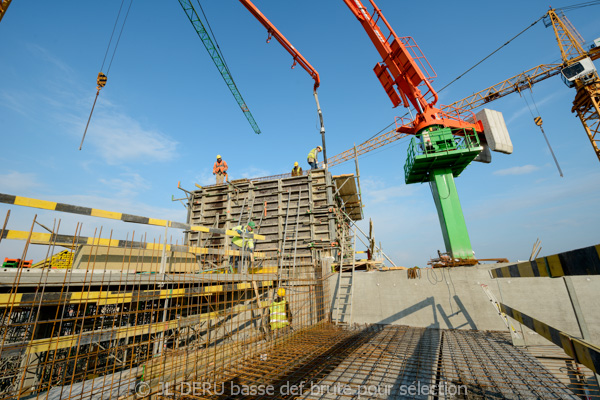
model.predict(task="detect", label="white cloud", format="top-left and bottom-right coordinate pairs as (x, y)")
top-left (493, 164), bottom-right (539, 176)
top-left (364, 185), bottom-right (419, 204)
top-left (11, 44), bottom-right (179, 166)
top-left (0, 91), bottom-right (31, 116)
top-left (505, 91), bottom-right (562, 124)
top-left (238, 167), bottom-right (271, 180)
top-left (84, 112), bottom-right (178, 164)
top-left (27, 44), bottom-right (74, 75)
top-left (0, 171), bottom-right (41, 194)
top-left (194, 168), bottom-right (217, 187)
top-left (361, 178), bottom-right (422, 204)
top-left (99, 173), bottom-right (149, 198)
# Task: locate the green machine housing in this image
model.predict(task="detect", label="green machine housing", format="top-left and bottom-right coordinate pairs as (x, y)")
top-left (404, 126), bottom-right (483, 260)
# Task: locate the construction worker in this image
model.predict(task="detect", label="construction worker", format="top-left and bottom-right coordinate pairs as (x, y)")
top-left (269, 288), bottom-right (290, 330)
top-left (307, 146), bottom-right (322, 170)
top-left (291, 162), bottom-right (303, 177)
top-left (213, 155), bottom-right (228, 184)
top-left (231, 221), bottom-right (255, 273)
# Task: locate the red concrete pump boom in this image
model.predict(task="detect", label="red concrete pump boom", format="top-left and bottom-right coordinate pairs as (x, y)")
top-left (238, 0), bottom-right (320, 90)
top-left (343, 0), bottom-right (482, 135)
top-left (238, 0), bottom-right (328, 162)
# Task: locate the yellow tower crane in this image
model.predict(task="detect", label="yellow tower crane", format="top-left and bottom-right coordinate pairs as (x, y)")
top-left (446, 8), bottom-right (600, 163)
top-left (0, 0), bottom-right (12, 23)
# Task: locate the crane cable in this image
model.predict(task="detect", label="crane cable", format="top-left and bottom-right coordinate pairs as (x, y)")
top-left (437, 15), bottom-right (545, 94)
top-left (521, 89), bottom-right (564, 177)
top-left (556, 1), bottom-right (600, 12)
top-left (79, 0), bottom-right (134, 151)
top-left (438, 1), bottom-right (600, 94)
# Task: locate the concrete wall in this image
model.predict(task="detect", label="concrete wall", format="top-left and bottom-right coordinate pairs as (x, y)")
top-left (328, 264), bottom-right (600, 346)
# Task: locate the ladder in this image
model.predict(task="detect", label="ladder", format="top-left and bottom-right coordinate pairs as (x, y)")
top-left (480, 284), bottom-right (523, 343)
top-left (334, 229), bottom-right (356, 325)
top-left (279, 189), bottom-right (303, 280)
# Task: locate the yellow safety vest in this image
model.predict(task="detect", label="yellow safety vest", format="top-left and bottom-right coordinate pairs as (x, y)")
top-left (269, 300), bottom-right (289, 330)
top-left (291, 166), bottom-right (303, 176)
top-left (307, 148), bottom-right (318, 162)
top-left (231, 225), bottom-right (254, 250)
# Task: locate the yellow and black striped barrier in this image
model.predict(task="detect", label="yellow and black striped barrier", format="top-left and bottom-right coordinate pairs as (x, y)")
top-left (0, 230), bottom-right (266, 258)
top-left (0, 193), bottom-right (265, 240)
top-left (491, 244), bottom-right (600, 278)
top-left (500, 303), bottom-right (600, 374)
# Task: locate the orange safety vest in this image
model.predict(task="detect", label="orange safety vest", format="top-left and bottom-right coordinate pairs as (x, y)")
top-left (213, 160), bottom-right (228, 174)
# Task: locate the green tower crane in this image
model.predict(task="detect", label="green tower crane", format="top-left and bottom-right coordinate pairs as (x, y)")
top-left (178, 0), bottom-right (261, 134)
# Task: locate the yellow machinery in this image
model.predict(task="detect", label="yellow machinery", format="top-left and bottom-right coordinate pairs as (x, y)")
top-left (32, 249), bottom-right (74, 269)
top-left (0, 0), bottom-right (12, 23)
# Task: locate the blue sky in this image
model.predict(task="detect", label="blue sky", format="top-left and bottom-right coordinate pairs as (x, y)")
top-left (1, 1), bottom-right (599, 267)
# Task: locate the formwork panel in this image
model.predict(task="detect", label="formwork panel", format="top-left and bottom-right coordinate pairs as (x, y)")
top-left (187, 172), bottom-right (358, 272)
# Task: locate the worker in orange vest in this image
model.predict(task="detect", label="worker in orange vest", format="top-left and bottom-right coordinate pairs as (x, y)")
top-left (291, 162), bottom-right (303, 177)
top-left (213, 155), bottom-right (228, 184)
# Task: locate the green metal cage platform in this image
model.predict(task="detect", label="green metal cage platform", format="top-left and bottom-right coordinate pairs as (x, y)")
top-left (404, 127), bottom-right (483, 184)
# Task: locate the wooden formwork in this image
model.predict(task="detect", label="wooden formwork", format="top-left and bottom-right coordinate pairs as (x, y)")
top-left (188, 170), bottom-right (361, 275)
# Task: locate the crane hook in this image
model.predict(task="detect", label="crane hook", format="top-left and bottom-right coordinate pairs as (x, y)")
top-left (96, 72), bottom-right (107, 92)
top-left (266, 31), bottom-right (273, 44)
top-left (291, 58), bottom-right (297, 70)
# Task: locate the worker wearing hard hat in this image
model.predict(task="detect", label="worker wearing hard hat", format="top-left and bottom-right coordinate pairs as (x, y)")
top-left (213, 155), bottom-right (228, 184)
top-left (269, 288), bottom-right (290, 331)
top-left (291, 162), bottom-right (303, 177)
top-left (231, 221), bottom-right (255, 273)
top-left (307, 146), bottom-right (322, 170)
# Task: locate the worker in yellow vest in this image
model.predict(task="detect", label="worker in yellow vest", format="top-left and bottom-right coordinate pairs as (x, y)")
top-left (269, 288), bottom-right (290, 330)
top-left (307, 146), bottom-right (322, 170)
top-left (232, 221), bottom-right (255, 251)
top-left (231, 221), bottom-right (255, 273)
top-left (291, 162), bottom-right (303, 177)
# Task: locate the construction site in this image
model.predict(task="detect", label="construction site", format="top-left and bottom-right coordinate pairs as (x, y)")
top-left (1, 0), bottom-right (600, 399)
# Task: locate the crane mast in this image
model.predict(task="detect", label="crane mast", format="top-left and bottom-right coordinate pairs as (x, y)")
top-left (546, 9), bottom-right (586, 62)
